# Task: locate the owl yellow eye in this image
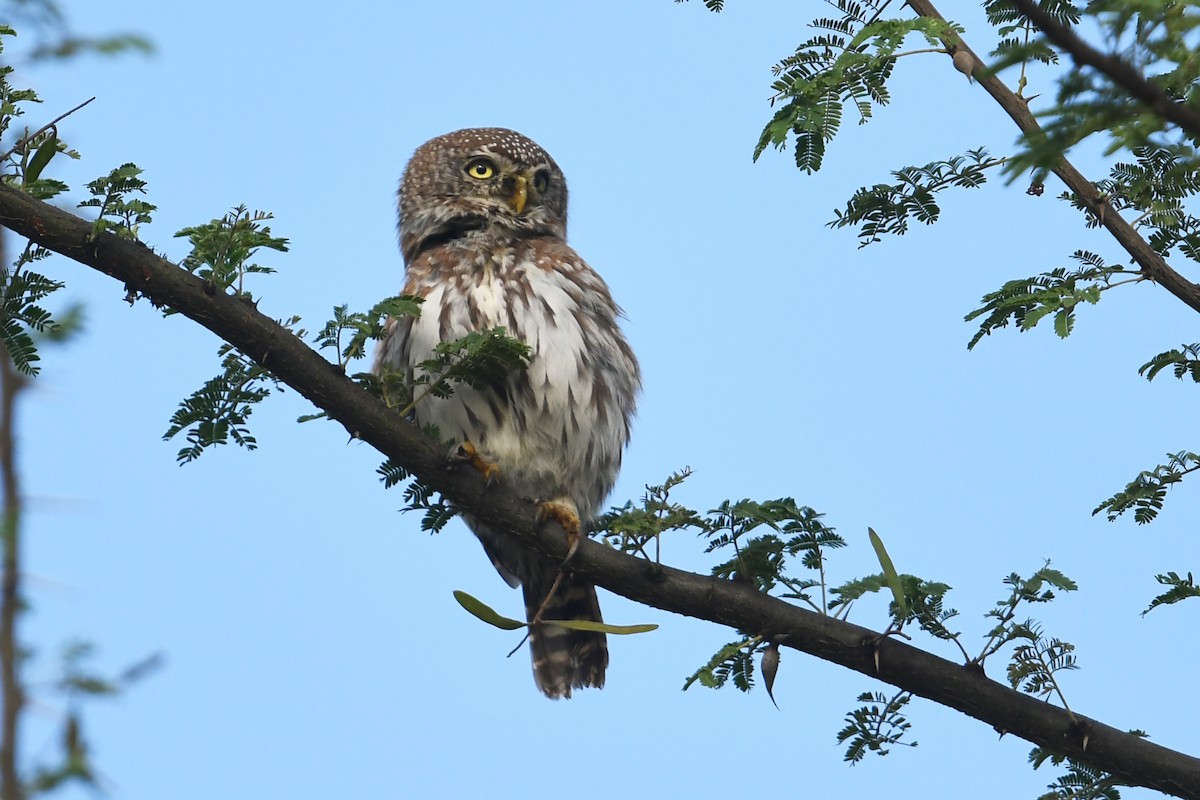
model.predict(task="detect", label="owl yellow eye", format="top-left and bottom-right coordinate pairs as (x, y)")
top-left (532, 169), bottom-right (550, 193)
top-left (464, 158), bottom-right (496, 180)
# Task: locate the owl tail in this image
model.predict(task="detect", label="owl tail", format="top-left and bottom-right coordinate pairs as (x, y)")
top-left (523, 570), bottom-right (608, 700)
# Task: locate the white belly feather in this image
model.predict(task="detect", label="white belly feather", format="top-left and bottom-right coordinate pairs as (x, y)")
top-left (401, 259), bottom-right (627, 518)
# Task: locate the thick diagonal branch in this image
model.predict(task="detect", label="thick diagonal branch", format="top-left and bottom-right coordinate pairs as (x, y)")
top-left (1010, 0), bottom-right (1200, 141)
top-left (0, 183), bottom-right (1198, 797)
top-left (907, 0), bottom-right (1200, 317)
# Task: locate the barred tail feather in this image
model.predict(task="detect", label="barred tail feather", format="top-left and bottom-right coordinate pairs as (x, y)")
top-left (523, 571), bottom-right (608, 700)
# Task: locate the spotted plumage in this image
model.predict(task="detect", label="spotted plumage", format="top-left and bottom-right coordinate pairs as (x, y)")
top-left (375, 128), bottom-right (640, 698)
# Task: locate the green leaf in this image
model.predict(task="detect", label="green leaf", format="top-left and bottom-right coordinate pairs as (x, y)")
top-left (1094, 451), bottom-right (1200, 524)
top-left (162, 334), bottom-right (296, 463)
top-left (174, 205), bottom-right (287, 299)
top-left (452, 590), bottom-right (526, 630)
top-left (837, 690), bottom-right (916, 763)
top-left (25, 133), bottom-right (57, 182)
top-left (1143, 571), bottom-right (1200, 615)
top-left (683, 638), bottom-right (758, 692)
top-left (965, 252), bottom-right (1129, 350)
top-left (541, 619), bottom-right (658, 635)
top-left (869, 527), bottom-right (907, 618)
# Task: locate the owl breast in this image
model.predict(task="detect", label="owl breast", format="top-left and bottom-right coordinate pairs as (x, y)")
top-left (392, 236), bottom-right (638, 521)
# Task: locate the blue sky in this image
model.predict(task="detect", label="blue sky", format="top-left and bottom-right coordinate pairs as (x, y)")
top-left (10, 2), bottom-right (1197, 798)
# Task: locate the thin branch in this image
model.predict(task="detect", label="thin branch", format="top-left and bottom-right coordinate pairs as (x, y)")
top-left (905, 0), bottom-right (1200, 317)
top-left (890, 47), bottom-right (948, 59)
top-left (0, 182), bottom-right (1198, 798)
top-left (1010, 0), bottom-right (1200, 142)
top-left (0, 96), bottom-right (94, 163)
top-left (0, 230), bottom-right (24, 800)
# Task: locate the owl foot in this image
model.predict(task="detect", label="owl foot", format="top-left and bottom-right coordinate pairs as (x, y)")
top-left (529, 498), bottom-right (582, 626)
top-left (449, 441), bottom-right (500, 484)
top-left (536, 498), bottom-right (581, 559)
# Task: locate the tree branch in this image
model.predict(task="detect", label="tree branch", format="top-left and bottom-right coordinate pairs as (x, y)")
top-left (907, 0), bottom-right (1200, 317)
top-left (1, 184), bottom-right (1198, 797)
top-left (1009, 0), bottom-right (1200, 142)
top-left (0, 230), bottom-right (24, 800)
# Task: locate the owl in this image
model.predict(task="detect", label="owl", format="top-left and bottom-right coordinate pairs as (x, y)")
top-left (374, 128), bottom-right (641, 699)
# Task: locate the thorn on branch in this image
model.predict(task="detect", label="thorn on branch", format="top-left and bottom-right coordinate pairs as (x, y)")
top-left (1068, 719), bottom-right (1093, 752)
top-left (865, 627), bottom-right (912, 674)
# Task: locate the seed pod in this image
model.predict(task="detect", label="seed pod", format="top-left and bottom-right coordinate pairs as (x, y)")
top-left (952, 50), bottom-right (975, 82)
top-left (762, 643), bottom-right (780, 709)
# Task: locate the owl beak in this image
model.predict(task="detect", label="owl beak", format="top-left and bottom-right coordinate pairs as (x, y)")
top-left (508, 174), bottom-right (528, 215)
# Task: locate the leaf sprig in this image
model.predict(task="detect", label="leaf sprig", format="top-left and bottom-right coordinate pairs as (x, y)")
top-left (79, 163), bottom-right (155, 240)
top-left (829, 148), bottom-right (1003, 246)
top-left (754, 8), bottom-right (959, 173)
top-left (314, 296), bottom-right (422, 370)
top-left (1093, 451), bottom-right (1200, 524)
top-left (965, 250), bottom-right (1137, 349)
top-left (163, 337), bottom-right (294, 463)
top-left (1143, 571), bottom-right (1200, 615)
top-left (0, 245), bottom-right (64, 376)
top-left (837, 690), bottom-right (917, 764)
top-left (174, 205), bottom-right (287, 299)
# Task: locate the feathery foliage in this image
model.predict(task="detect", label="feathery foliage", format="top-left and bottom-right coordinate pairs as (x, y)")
top-left (1138, 343), bottom-right (1200, 383)
top-left (163, 338), bottom-right (293, 463)
top-left (964, 251), bottom-right (1136, 350)
top-left (683, 636), bottom-right (761, 691)
top-left (996, 3), bottom-right (1200, 182)
top-left (174, 205), bottom-right (287, 298)
top-left (314, 296), bottom-right (422, 370)
top-left (299, 295), bottom-right (422, 424)
top-left (754, 7), bottom-right (959, 173)
top-left (829, 148), bottom-right (1002, 246)
top-left (1093, 451), bottom-right (1200, 524)
top-left (0, 245), bottom-right (61, 375)
top-left (0, 26), bottom-right (82, 375)
top-left (25, 642), bottom-right (160, 795)
top-left (984, 0), bottom-right (1078, 69)
top-left (1029, 733), bottom-right (1146, 800)
top-left (374, 324), bottom-right (531, 530)
top-left (1006, 625), bottom-right (1077, 705)
top-left (78, 163), bottom-right (155, 239)
top-left (837, 690), bottom-right (917, 764)
top-left (1142, 571), bottom-right (1200, 615)
top-left (161, 210), bottom-right (296, 461)
top-left (976, 565), bottom-right (1077, 667)
top-left (597, 467), bottom-right (705, 560)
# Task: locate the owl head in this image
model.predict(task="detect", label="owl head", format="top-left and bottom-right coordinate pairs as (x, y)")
top-left (398, 128), bottom-right (569, 263)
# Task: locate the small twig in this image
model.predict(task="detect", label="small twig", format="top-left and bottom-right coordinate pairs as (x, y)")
top-left (528, 528), bottom-right (581, 626)
top-left (505, 631), bottom-right (530, 659)
top-left (0, 96), bottom-right (94, 163)
top-left (944, 633), bottom-right (972, 665)
top-left (889, 47), bottom-right (949, 59)
top-left (1034, 645), bottom-right (1077, 723)
top-left (529, 570), bottom-right (567, 626)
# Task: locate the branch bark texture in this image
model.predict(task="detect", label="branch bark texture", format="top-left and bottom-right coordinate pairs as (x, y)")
top-left (1, 183), bottom-right (1198, 797)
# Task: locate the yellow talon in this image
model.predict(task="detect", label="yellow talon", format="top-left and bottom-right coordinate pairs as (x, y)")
top-left (454, 441), bottom-right (501, 483)
top-left (537, 498), bottom-right (581, 559)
